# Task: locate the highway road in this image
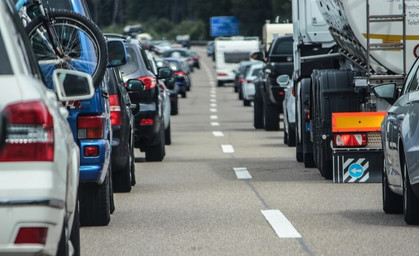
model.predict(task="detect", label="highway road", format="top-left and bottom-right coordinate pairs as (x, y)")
top-left (80, 47), bottom-right (419, 256)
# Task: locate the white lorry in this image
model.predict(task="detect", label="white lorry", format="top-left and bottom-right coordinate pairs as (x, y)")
top-left (293, 0), bottom-right (414, 182)
top-left (262, 22), bottom-right (293, 52)
top-left (214, 36), bottom-right (260, 87)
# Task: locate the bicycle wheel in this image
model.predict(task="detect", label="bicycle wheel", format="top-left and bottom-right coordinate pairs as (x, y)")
top-left (25, 10), bottom-right (107, 88)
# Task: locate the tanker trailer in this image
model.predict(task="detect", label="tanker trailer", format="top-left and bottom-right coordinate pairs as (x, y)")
top-left (293, 0), bottom-right (414, 182)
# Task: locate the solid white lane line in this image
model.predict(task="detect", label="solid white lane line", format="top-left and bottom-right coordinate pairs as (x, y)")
top-left (261, 210), bottom-right (302, 238)
top-left (211, 122), bottom-right (220, 126)
top-left (212, 131), bottom-right (224, 137)
top-left (233, 167), bottom-right (252, 179)
top-left (221, 145), bottom-right (234, 153)
top-left (210, 115), bottom-right (218, 120)
top-left (210, 108), bottom-right (217, 112)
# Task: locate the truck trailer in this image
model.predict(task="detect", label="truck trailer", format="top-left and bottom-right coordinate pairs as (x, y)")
top-left (293, 0), bottom-right (414, 182)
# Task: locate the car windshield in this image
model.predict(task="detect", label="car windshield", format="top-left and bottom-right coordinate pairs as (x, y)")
top-left (0, 31), bottom-right (13, 75)
top-left (120, 47), bottom-right (140, 76)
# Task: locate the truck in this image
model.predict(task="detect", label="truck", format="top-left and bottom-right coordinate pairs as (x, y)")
top-left (262, 22), bottom-right (293, 52)
top-left (214, 36), bottom-right (260, 87)
top-left (293, 0), bottom-right (414, 182)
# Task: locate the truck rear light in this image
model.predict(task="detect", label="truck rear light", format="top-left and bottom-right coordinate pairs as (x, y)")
top-left (137, 76), bottom-right (157, 90)
top-left (140, 118), bottom-right (154, 126)
top-left (109, 94), bottom-right (122, 126)
top-left (78, 116), bottom-right (105, 139)
top-left (84, 146), bottom-right (99, 157)
top-left (334, 133), bottom-right (368, 147)
top-left (15, 227), bottom-right (47, 245)
top-left (0, 101), bottom-right (54, 162)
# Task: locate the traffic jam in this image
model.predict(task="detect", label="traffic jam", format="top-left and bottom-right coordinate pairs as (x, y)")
top-left (1, 0), bottom-right (419, 255)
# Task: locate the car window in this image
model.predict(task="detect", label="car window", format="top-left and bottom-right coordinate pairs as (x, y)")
top-left (252, 68), bottom-right (262, 76)
top-left (404, 59), bottom-right (419, 94)
top-left (271, 39), bottom-right (293, 55)
top-left (0, 31), bottom-right (13, 75)
top-left (121, 47), bottom-right (140, 76)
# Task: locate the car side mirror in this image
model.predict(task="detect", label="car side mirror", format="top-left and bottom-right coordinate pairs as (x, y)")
top-left (250, 51), bottom-right (265, 61)
top-left (107, 40), bottom-right (127, 67)
top-left (0, 113), bottom-right (7, 150)
top-left (52, 69), bottom-right (95, 101)
top-left (158, 67), bottom-right (171, 79)
top-left (372, 83), bottom-right (398, 105)
top-left (277, 74), bottom-right (290, 87)
top-left (126, 79), bottom-right (145, 91)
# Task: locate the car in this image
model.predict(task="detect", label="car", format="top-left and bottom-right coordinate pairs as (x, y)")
top-left (117, 36), bottom-right (171, 161)
top-left (207, 40), bottom-right (214, 57)
top-left (152, 40), bottom-right (172, 55)
top-left (373, 58), bottom-right (419, 225)
top-left (176, 35), bottom-right (191, 49)
top-left (188, 50), bottom-right (200, 69)
top-left (164, 57), bottom-right (191, 98)
top-left (277, 75), bottom-right (296, 146)
top-left (235, 60), bottom-right (254, 95)
top-left (241, 62), bottom-right (264, 106)
top-left (123, 24), bottom-right (143, 37)
top-left (108, 64), bottom-right (136, 192)
top-left (161, 48), bottom-right (194, 73)
top-left (156, 58), bottom-right (180, 115)
top-left (0, 1), bottom-right (95, 254)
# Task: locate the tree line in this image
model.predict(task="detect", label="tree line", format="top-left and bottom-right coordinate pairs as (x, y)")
top-left (86, 0), bottom-right (292, 40)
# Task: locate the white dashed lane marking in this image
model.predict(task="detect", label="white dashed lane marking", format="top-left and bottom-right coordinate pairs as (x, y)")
top-left (211, 122), bottom-right (220, 126)
top-left (212, 131), bottom-right (224, 137)
top-left (261, 210), bottom-right (302, 239)
top-left (210, 115), bottom-right (218, 120)
top-left (221, 145), bottom-right (234, 153)
top-left (210, 108), bottom-right (217, 112)
top-left (233, 167), bottom-right (252, 179)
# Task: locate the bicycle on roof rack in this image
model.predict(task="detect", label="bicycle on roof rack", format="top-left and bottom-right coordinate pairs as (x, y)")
top-left (15, 0), bottom-right (107, 88)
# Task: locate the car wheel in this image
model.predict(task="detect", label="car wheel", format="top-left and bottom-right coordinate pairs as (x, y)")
top-left (263, 101), bottom-right (279, 131)
top-left (239, 87), bottom-right (243, 100)
top-left (284, 129), bottom-right (288, 145)
top-left (217, 81), bottom-right (223, 87)
top-left (112, 146), bottom-right (133, 193)
top-left (171, 97), bottom-right (178, 115)
top-left (109, 166), bottom-right (115, 214)
top-left (382, 157), bottom-right (402, 214)
top-left (145, 123), bottom-right (166, 162)
top-left (254, 95), bottom-right (264, 129)
top-left (243, 99), bottom-right (251, 106)
top-left (79, 172), bottom-right (111, 226)
top-left (181, 91), bottom-right (186, 98)
top-left (165, 121), bottom-right (171, 145)
top-left (70, 197), bottom-right (80, 256)
top-left (403, 158), bottom-right (419, 224)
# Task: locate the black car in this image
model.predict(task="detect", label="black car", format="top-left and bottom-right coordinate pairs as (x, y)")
top-left (156, 58), bottom-right (179, 115)
top-left (108, 66), bottom-right (136, 192)
top-left (164, 57), bottom-right (191, 98)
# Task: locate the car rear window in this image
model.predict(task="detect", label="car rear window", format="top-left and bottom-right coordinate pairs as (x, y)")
top-left (0, 32), bottom-right (13, 75)
top-left (167, 61), bottom-right (182, 72)
top-left (224, 52), bottom-right (250, 64)
top-left (271, 39), bottom-right (293, 55)
top-left (121, 47), bottom-right (141, 76)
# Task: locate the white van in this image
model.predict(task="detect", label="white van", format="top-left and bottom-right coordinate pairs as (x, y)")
top-left (214, 36), bottom-right (260, 87)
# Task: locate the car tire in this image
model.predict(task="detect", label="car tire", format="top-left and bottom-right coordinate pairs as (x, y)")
top-left (56, 220), bottom-right (68, 256)
top-left (181, 91), bottom-right (186, 98)
top-left (254, 95), bottom-right (264, 129)
top-left (165, 122), bottom-right (171, 145)
top-left (109, 166), bottom-right (115, 214)
top-left (243, 99), bottom-right (251, 106)
top-left (145, 123), bottom-right (166, 162)
top-left (112, 146), bottom-right (133, 193)
top-left (217, 81), bottom-right (223, 87)
top-left (239, 87), bottom-right (243, 100)
top-left (70, 197), bottom-right (80, 256)
top-left (263, 101), bottom-right (279, 131)
top-left (171, 97), bottom-right (178, 115)
top-left (403, 158), bottom-right (419, 224)
top-left (287, 123), bottom-right (296, 147)
top-left (79, 172), bottom-right (111, 226)
top-left (382, 158), bottom-right (402, 214)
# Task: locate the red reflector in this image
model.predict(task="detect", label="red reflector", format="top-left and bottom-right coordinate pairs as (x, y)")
top-left (84, 146), bottom-right (99, 157)
top-left (246, 80), bottom-right (253, 83)
top-left (15, 227), bottom-right (47, 245)
top-left (279, 91), bottom-right (285, 96)
top-left (217, 73), bottom-right (228, 77)
top-left (140, 118), bottom-right (154, 125)
top-left (109, 94), bottom-right (122, 126)
top-left (334, 133), bottom-right (368, 147)
top-left (305, 109), bottom-right (310, 120)
top-left (137, 76), bottom-right (157, 90)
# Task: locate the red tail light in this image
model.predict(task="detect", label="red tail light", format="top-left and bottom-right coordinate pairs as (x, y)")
top-left (15, 227), bottom-right (47, 245)
top-left (78, 115), bottom-right (105, 139)
top-left (246, 80), bottom-right (253, 83)
top-left (334, 133), bottom-right (368, 147)
top-left (193, 56), bottom-right (199, 60)
top-left (173, 71), bottom-right (185, 77)
top-left (109, 94), bottom-right (122, 126)
top-left (279, 91), bottom-right (285, 96)
top-left (137, 76), bottom-right (157, 90)
top-left (217, 73), bottom-right (228, 77)
top-left (84, 146), bottom-right (99, 157)
top-left (0, 101), bottom-right (54, 162)
top-left (239, 78), bottom-right (244, 83)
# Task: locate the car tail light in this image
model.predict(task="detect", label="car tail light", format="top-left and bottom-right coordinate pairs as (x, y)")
top-left (334, 133), bottom-right (368, 147)
top-left (140, 118), bottom-right (154, 126)
top-left (0, 101), bottom-right (54, 162)
top-left (239, 78), bottom-right (244, 83)
top-left (109, 94), bottom-right (122, 126)
top-left (173, 71), bottom-right (185, 77)
top-left (84, 146), bottom-right (99, 157)
top-left (137, 76), bottom-right (157, 90)
top-left (305, 109), bottom-right (310, 120)
top-left (78, 115), bottom-right (105, 139)
top-left (217, 73), bottom-right (228, 77)
top-left (193, 56), bottom-right (198, 61)
top-left (15, 227), bottom-right (47, 245)
top-left (246, 79), bottom-right (253, 83)
top-left (278, 91), bottom-right (285, 96)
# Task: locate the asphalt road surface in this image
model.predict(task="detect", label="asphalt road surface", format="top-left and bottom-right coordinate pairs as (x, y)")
top-left (80, 47), bottom-right (419, 256)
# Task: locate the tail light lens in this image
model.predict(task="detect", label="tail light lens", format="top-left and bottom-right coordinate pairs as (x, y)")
top-left (246, 80), bottom-right (253, 83)
top-left (334, 133), bottom-right (368, 147)
top-left (15, 227), bottom-right (48, 245)
top-left (173, 71), bottom-right (185, 77)
top-left (0, 101), bottom-right (54, 162)
top-left (193, 56), bottom-right (198, 61)
top-left (78, 115), bottom-right (105, 139)
top-left (239, 78), bottom-right (244, 83)
top-left (109, 94), bottom-right (122, 126)
top-left (137, 76), bottom-right (157, 90)
top-left (217, 73), bottom-right (228, 77)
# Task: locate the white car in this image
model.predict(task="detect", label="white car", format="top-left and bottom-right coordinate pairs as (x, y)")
top-left (0, 1), bottom-right (94, 255)
top-left (278, 75), bottom-right (296, 146)
top-left (241, 62), bottom-right (264, 106)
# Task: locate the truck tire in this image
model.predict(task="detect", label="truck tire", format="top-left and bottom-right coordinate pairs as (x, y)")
top-left (263, 100), bottom-right (279, 131)
top-left (145, 123), bottom-right (166, 162)
top-left (383, 158), bottom-right (402, 214)
top-left (254, 94), bottom-right (264, 129)
top-left (79, 172), bottom-right (111, 226)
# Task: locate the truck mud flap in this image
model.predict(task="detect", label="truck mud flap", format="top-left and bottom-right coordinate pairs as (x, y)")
top-left (332, 149), bottom-right (382, 183)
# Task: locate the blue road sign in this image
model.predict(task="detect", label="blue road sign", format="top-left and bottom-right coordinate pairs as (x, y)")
top-left (210, 16), bottom-right (240, 37)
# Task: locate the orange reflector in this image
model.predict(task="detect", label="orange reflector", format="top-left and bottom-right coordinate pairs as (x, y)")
top-left (332, 112), bottom-right (386, 132)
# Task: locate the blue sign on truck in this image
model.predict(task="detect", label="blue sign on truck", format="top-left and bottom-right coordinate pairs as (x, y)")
top-left (210, 16), bottom-right (240, 37)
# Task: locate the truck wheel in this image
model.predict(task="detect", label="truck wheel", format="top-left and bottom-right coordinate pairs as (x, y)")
top-left (145, 123), bottom-right (166, 162)
top-left (403, 157), bottom-right (419, 224)
top-left (254, 94), bottom-right (264, 129)
top-left (383, 158), bottom-right (402, 214)
top-left (263, 100), bottom-right (279, 131)
top-left (301, 78), bottom-right (315, 167)
top-left (165, 122), bottom-right (171, 145)
top-left (79, 172), bottom-right (111, 226)
top-left (112, 145), bottom-right (133, 193)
